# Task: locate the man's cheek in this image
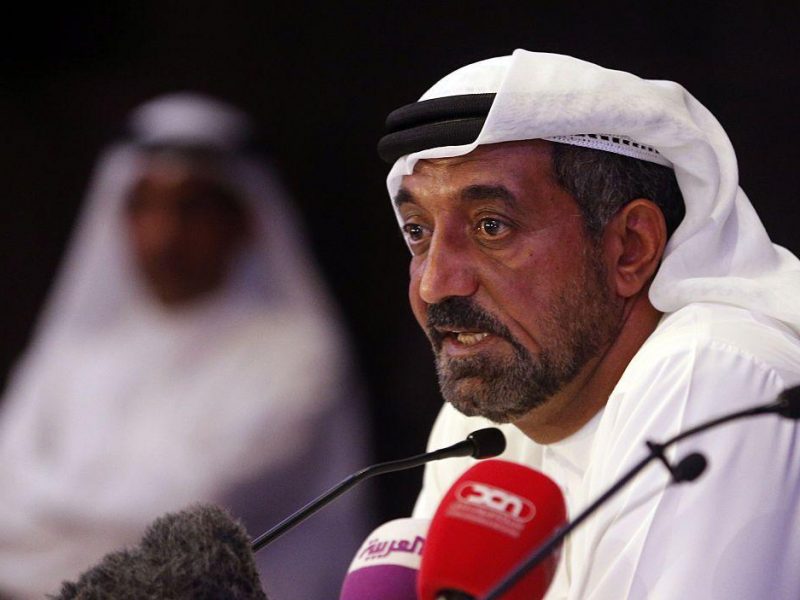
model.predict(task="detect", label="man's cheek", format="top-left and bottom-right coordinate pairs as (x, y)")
top-left (408, 275), bottom-right (427, 327)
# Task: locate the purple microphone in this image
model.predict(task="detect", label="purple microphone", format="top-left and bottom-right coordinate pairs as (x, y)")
top-left (339, 518), bottom-right (429, 600)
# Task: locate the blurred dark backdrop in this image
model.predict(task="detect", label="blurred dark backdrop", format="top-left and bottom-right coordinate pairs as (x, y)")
top-left (1, 2), bottom-right (797, 524)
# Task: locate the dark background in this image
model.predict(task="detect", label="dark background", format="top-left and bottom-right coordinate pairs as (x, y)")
top-left (1, 2), bottom-right (797, 524)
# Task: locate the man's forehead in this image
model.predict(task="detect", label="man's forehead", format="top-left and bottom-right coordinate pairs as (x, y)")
top-left (394, 183), bottom-right (518, 209)
top-left (394, 140), bottom-right (555, 206)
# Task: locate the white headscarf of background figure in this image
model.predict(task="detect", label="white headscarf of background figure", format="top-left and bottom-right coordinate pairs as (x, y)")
top-left (0, 94), bottom-right (371, 599)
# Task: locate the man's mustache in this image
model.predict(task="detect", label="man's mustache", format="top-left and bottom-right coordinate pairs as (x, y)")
top-left (426, 297), bottom-right (514, 350)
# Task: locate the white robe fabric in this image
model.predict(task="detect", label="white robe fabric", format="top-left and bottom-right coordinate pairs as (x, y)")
top-left (0, 94), bottom-right (371, 599)
top-left (392, 51), bottom-right (800, 598)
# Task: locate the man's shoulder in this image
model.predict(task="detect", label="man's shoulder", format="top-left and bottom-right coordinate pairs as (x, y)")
top-left (635, 302), bottom-right (800, 382)
top-left (586, 303), bottom-right (800, 509)
top-left (602, 302), bottom-right (800, 454)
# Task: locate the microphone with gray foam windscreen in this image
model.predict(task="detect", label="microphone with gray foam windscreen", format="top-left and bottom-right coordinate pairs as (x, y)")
top-left (54, 503), bottom-right (267, 600)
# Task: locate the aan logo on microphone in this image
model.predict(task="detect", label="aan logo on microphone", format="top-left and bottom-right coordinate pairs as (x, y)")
top-left (446, 481), bottom-right (536, 538)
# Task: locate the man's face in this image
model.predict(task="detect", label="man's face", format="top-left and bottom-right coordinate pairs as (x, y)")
top-left (126, 161), bottom-right (250, 306)
top-left (396, 141), bottom-right (623, 425)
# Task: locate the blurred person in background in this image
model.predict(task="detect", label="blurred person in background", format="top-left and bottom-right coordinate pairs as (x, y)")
top-left (0, 94), bottom-right (371, 599)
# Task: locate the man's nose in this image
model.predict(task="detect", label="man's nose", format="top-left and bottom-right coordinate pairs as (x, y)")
top-left (418, 231), bottom-right (479, 304)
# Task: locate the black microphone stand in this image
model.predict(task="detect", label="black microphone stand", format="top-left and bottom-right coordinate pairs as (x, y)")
top-left (252, 428), bottom-right (504, 552)
top-left (482, 393), bottom-right (798, 600)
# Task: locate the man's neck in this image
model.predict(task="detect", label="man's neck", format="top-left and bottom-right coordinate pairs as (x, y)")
top-left (514, 291), bottom-right (663, 444)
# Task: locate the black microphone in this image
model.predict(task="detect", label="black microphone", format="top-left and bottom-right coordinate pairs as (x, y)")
top-left (482, 385), bottom-right (800, 600)
top-left (764, 384), bottom-right (800, 420)
top-left (670, 452), bottom-right (707, 483)
top-left (251, 427), bottom-right (506, 552)
top-left (54, 504), bottom-right (267, 599)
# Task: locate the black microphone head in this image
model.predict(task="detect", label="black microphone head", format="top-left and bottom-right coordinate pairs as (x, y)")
top-left (466, 428), bottom-right (506, 459)
top-left (673, 452), bottom-right (707, 483)
top-left (54, 504), bottom-right (267, 600)
top-left (776, 385), bottom-right (800, 420)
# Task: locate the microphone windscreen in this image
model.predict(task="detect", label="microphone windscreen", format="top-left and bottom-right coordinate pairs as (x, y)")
top-left (673, 452), bottom-right (707, 483)
top-left (467, 428), bottom-right (506, 459)
top-left (339, 518), bottom-right (429, 600)
top-left (777, 385), bottom-right (800, 419)
top-left (418, 460), bottom-right (566, 600)
top-left (55, 503), bottom-right (267, 599)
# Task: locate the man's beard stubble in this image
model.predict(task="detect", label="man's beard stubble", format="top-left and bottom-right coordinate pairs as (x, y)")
top-left (426, 245), bottom-right (622, 424)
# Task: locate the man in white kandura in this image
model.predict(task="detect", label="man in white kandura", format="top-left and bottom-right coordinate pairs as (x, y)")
top-left (0, 94), bottom-right (370, 599)
top-left (377, 50), bottom-right (800, 598)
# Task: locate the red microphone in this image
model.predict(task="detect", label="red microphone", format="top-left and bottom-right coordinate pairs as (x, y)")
top-left (417, 460), bottom-right (566, 600)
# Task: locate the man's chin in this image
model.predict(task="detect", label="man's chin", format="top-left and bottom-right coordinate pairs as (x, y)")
top-left (445, 397), bottom-right (520, 424)
top-left (441, 378), bottom-right (528, 425)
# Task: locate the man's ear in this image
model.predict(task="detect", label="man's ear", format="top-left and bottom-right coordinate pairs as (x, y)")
top-left (602, 199), bottom-right (667, 298)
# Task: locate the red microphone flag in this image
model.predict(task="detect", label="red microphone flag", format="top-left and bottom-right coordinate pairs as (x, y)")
top-left (418, 459), bottom-right (566, 600)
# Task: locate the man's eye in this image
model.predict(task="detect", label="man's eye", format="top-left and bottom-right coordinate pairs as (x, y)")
top-left (402, 223), bottom-right (426, 242)
top-left (476, 217), bottom-right (508, 238)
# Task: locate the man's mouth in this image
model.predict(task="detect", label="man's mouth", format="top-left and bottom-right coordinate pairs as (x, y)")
top-left (426, 297), bottom-right (513, 354)
top-left (433, 327), bottom-right (495, 350)
top-left (452, 331), bottom-right (490, 346)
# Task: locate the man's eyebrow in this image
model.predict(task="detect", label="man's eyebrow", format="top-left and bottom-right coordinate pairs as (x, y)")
top-left (393, 187), bottom-right (414, 208)
top-left (460, 184), bottom-right (517, 207)
top-left (394, 184), bottom-right (516, 208)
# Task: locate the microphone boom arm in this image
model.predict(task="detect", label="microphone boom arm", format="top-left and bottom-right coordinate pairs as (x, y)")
top-left (251, 429), bottom-right (502, 552)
